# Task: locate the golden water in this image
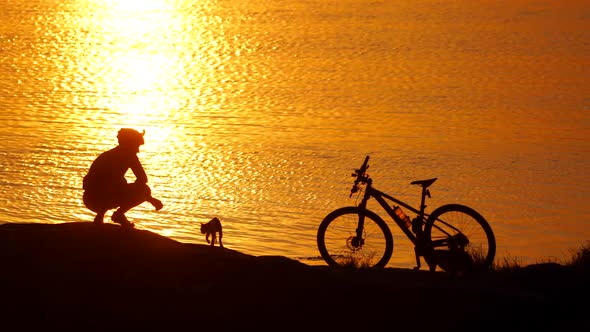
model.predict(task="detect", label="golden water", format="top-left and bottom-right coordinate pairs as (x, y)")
top-left (1, 0), bottom-right (589, 268)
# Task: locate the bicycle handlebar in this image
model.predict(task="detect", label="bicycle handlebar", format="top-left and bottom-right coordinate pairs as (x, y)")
top-left (350, 155), bottom-right (370, 197)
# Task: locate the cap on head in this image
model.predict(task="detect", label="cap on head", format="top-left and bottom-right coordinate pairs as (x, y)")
top-left (117, 128), bottom-right (145, 146)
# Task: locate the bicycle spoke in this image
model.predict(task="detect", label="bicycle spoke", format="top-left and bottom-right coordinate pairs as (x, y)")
top-left (324, 216), bottom-right (385, 266)
top-left (425, 204), bottom-right (496, 271)
top-left (318, 207), bottom-right (393, 268)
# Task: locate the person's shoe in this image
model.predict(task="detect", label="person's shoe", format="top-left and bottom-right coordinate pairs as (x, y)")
top-left (149, 197), bottom-right (163, 211)
top-left (111, 211), bottom-right (135, 229)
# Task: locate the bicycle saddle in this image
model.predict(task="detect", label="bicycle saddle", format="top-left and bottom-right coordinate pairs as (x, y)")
top-left (410, 178), bottom-right (437, 188)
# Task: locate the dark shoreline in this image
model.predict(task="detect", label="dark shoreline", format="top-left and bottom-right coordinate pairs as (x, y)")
top-left (0, 222), bottom-right (587, 330)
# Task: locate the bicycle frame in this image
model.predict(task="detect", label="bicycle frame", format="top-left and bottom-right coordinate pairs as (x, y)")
top-left (318, 155), bottom-right (496, 272)
top-left (355, 178), bottom-right (429, 247)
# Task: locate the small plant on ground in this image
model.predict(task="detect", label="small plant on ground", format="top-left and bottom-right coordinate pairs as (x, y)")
top-left (492, 255), bottom-right (523, 272)
top-left (337, 252), bottom-right (377, 269)
top-left (567, 241), bottom-right (590, 272)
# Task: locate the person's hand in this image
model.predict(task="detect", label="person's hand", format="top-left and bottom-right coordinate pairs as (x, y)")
top-left (149, 197), bottom-right (163, 211)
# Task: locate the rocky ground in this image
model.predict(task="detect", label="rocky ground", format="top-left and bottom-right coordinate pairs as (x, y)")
top-left (0, 222), bottom-right (587, 331)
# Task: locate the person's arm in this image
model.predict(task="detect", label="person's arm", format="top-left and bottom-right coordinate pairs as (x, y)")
top-left (130, 154), bottom-right (148, 184)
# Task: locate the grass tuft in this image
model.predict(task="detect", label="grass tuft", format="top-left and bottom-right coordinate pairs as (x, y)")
top-left (491, 255), bottom-right (523, 272)
top-left (337, 252), bottom-right (378, 269)
top-left (492, 241), bottom-right (590, 272)
top-left (567, 241), bottom-right (590, 272)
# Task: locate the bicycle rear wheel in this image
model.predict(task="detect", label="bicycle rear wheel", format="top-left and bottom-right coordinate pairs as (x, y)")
top-left (424, 204), bottom-right (496, 271)
top-left (317, 207), bottom-right (393, 268)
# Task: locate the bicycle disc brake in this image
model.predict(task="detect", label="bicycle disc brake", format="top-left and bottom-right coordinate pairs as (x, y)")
top-left (346, 236), bottom-right (364, 252)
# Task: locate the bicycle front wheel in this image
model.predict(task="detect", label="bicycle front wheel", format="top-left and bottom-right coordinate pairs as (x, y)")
top-left (317, 207), bottom-right (393, 268)
top-left (424, 204), bottom-right (496, 270)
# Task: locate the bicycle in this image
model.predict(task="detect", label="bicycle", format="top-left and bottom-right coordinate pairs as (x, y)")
top-left (317, 156), bottom-right (496, 274)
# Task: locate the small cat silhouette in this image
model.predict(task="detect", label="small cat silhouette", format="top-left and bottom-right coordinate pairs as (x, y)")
top-left (200, 217), bottom-right (223, 248)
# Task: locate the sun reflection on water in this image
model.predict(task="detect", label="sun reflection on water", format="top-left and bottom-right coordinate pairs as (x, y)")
top-left (57, 0), bottom-right (238, 239)
top-left (75, 0), bottom-right (202, 120)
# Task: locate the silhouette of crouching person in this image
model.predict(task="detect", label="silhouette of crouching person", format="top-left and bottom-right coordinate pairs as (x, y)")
top-left (83, 128), bottom-right (163, 229)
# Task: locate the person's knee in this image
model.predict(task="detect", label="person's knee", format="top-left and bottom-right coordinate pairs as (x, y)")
top-left (126, 183), bottom-right (152, 202)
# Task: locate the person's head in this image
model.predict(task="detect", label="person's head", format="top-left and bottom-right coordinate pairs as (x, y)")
top-left (117, 128), bottom-right (144, 151)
